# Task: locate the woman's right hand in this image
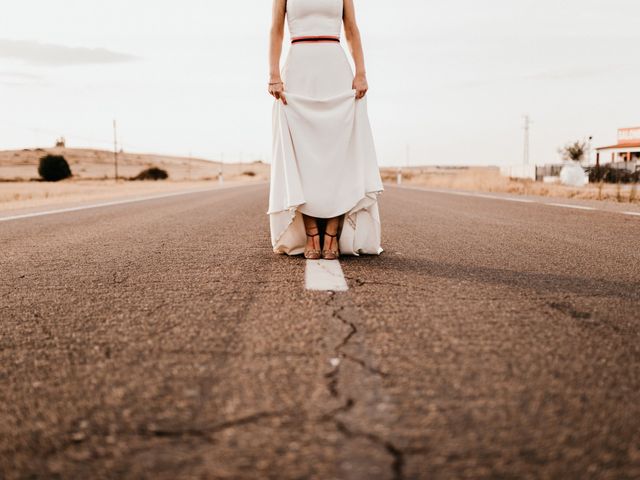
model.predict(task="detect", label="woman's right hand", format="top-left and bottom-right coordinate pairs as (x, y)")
top-left (268, 79), bottom-right (288, 105)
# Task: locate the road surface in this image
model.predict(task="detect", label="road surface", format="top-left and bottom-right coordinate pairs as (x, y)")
top-left (1, 183), bottom-right (639, 479)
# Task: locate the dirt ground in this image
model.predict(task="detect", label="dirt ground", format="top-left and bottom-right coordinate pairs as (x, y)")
top-left (0, 147), bottom-right (269, 212)
top-left (0, 147), bottom-right (269, 182)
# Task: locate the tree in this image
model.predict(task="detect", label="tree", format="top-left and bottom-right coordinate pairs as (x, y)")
top-left (38, 154), bottom-right (72, 181)
top-left (559, 140), bottom-right (588, 164)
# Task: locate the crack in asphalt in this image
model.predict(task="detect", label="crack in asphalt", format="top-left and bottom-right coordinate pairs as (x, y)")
top-left (321, 291), bottom-right (405, 480)
top-left (35, 410), bottom-right (292, 465)
top-left (324, 295), bottom-right (388, 381)
top-left (548, 301), bottom-right (625, 334)
top-left (335, 420), bottom-right (405, 480)
top-left (352, 278), bottom-right (405, 288)
top-left (144, 301), bottom-right (169, 319)
top-left (112, 267), bottom-right (130, 285)
top-left (136, 410), bottom-right (289, 441)
top-left (319, 398), bottom-right (355, 421)
top-left (549, 301), bottom-right (592, 320)
top-left (341, 352), bottom-right (389, 377)
top-left (348, 277), bottom-right (430, 292)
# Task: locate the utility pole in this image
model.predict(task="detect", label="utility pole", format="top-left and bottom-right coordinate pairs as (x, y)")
top-left (585, 136), bottom-right (593, 166)
top-left (406, 143), bottom-right (410, 168)
top-left (523, 115), bottom-right (531, 166)
top-left (219, 152), bottom-right (224, 185)
top-left (113, 119), bottom-right (119, 182)
top-left (188, 150), bottom-right (192, 181)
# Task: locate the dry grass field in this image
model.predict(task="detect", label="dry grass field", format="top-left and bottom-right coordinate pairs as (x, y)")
top-left (380, 166), bottom-right (640, 204)
top-left (0, 147), bottom-right (269, 182)
top-left (0, 147), bottom-right (268, 212)
top-left (2, 148), bottom-right (638, 213)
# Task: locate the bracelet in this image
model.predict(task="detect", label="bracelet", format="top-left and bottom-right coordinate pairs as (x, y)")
top-left (269, 81), bottom-right (283, 85)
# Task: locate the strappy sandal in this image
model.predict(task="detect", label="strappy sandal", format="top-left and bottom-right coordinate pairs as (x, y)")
top-left (322, 231), bottom-right (340, 260)
top-left (304, 227), bottom-right (321, 259)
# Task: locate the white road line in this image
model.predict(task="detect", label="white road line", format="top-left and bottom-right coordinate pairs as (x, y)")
top-left (0, 183), bottom-right (264, 223)
top-left (421, 189), bottom-right (534, 203)
top-left (501, 197), bottom-right (535, 203)
top-left (395, 185), bottom-right (553, 204)
top-left (478, 194), bottom-right (535, 203)
top-left (547, 203), bottom-right (596, 211)
top-left (391, 184), bottom-right (640, 216)
top-left (305, 259), bottom-right (348, 292)
top-left (474, 194), bottom-right (503, 200)
top-left (394, 185), bottom-right (531, 202)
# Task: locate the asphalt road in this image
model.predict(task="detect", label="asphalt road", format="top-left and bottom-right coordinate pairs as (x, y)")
top-left (1, 183), bottom-right (639, 480)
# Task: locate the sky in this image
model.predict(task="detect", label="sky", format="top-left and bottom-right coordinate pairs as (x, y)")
top-left (1, 0), bottom-right (639, 167)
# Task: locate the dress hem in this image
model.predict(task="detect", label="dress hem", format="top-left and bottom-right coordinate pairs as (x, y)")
top-left (268, 188), bottom-right (384, 256)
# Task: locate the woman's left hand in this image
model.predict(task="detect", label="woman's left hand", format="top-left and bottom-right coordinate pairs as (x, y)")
top-left (353, 75), bottom-right (368, 99)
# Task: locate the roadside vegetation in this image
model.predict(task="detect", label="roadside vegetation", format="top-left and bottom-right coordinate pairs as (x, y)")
top-left (380, 167), bottom-right (640, 204)
top-left (131, 167), bottom-right (169, 181)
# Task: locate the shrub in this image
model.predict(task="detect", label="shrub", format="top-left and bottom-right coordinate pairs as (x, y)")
top-left (558, 140), bottom-right (588, 163)
top-left (242, 170), bottom-right (256, 177)
top-left (38, 154), bottom-right (72, 181)
top-left (587, 165), bottom-right (639, 184)
top-left (132, 167), bottom-right (169, 181)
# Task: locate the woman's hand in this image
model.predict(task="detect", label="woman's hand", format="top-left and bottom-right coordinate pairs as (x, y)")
top-left (268, 79), bottom-right (288, 105)
top-left (353, 74), bottom-right (368, 99)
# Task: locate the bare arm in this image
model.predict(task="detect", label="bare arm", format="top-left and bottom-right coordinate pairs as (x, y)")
top-left (268, 0), bottom-right (287, 104)
top-left (343, 0), bottom-right (368, 99)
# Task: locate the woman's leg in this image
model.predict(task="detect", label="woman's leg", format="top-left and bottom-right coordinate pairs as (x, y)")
top-left (302, 214), bottom-right (321, 253)
top-left (325, 216), bottom-right (341, 235)
top-left (323, 215), bottom-right (343, 258)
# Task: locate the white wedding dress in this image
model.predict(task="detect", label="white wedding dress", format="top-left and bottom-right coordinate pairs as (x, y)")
top-left (267, 0), bottom-right (384, 256)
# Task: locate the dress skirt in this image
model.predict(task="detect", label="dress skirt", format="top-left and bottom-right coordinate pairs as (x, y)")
top-left (268, 41), bottom-right (384, 256)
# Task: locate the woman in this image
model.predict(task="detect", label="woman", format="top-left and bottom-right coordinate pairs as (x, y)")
top-left (267, 0), bottom-right (383, 259)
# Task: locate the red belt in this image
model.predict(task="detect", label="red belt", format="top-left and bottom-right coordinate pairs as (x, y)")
top-left (291, 36), bottom-right (340, 44)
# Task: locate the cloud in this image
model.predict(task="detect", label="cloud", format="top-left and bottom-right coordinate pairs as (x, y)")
top-left (0, 70), bottom-right (47, 87)
top-left (0, 39), bottom-right (138, 66)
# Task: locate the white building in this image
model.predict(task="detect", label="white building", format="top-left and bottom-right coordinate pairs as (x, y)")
top-left (596, 127), bottom-right (640, 171)
top-left (499, 164), bottom-right (536, 180)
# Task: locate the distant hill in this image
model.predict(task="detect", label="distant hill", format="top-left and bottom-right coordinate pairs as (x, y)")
top-left (0, 147), bottom-right (269, 181)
